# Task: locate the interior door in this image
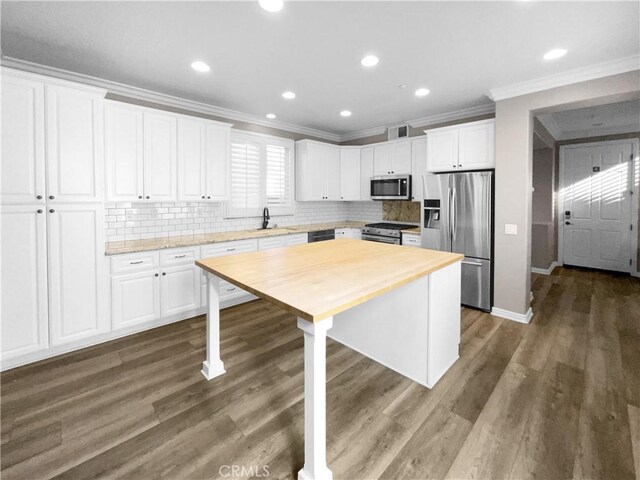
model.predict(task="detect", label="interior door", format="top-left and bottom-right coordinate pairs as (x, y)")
top-left (451, 172), bottom-right (492, 259)
top-left (562, 142), bottom-right (633, 272)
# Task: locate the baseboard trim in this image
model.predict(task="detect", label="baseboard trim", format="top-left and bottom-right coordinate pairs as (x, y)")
top-left (531, 261), bottom-right (558, 275)
top-left (491, 307), bottom-right (533, 324)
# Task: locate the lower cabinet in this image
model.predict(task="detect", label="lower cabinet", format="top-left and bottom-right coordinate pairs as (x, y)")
top-left (112, 269), bottom-right (160, 329)
top-left (402, 234), bottom-right (422, 248)
top-left (336, 228), bottom-right (362, 240)
top-left (160, 264), bottom-right (201, 318)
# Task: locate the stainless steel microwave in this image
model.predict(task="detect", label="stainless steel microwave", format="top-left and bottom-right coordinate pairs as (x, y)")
top-left (370, 174), bottom-right (412, 200)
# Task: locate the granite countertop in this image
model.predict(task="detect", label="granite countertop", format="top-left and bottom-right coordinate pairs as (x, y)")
top-left (403, 227), bottom-right (421, 235)
top-left (105, 221), bottom-right (367, 255)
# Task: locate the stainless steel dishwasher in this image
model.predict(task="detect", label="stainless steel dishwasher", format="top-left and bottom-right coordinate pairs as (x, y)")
top-left (307, 229), bottom-right (335, 242)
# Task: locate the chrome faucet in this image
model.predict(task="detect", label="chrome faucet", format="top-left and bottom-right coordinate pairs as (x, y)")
top-left (262, 207), bottom-right (270, 229)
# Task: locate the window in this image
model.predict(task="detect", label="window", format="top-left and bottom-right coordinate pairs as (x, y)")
top-left (226, 132), bottom-right (294, 218)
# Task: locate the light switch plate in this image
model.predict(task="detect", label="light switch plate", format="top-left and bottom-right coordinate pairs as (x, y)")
top-left (505, 224), bottom-right (518, 235)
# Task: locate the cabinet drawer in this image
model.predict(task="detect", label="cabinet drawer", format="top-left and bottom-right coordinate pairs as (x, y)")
top-left (160, 247), bottom-right (200, 266)
top-left (285, 233), bottom-right (308, 245)
top-left (200, 239), bottom-right (257, 258)
top-left (403, 234), bottom-right (421, 247)
top-left (258, 236), bottom-right (286, 251)
top-left (111, 251), bottom-right (159, 274)
top-left (220, 280), bottom-right (246, 299)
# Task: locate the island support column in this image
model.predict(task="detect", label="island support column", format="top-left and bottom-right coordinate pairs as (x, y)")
top-left (201, 273), bottom-right (226, 380)
top-left (297, 316), bottom-right (333, 480)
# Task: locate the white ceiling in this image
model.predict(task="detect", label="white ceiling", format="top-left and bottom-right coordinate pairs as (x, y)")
top-left (537, 99), bottom-right (640, 140)
top-left (1, 1), bottom-right (639, 138)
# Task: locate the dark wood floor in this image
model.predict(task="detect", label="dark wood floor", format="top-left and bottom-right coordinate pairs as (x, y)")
top-left (1, 266), bottom-right (639, 480)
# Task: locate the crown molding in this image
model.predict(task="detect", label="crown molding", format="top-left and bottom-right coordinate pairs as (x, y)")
top-left (535, 113), bottom-right (564, 140)
top-left (338, 126), bottom-right (388, 142)
top-left (0, 56), bottom-right (342, 142)
top-left (407, 103), bottom-right (495, 129)
top-left (488, 55), bottom-right (640, 102)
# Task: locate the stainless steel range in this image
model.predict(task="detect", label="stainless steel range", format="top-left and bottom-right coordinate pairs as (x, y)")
top-left (361, 222), bottom-right (418, 245)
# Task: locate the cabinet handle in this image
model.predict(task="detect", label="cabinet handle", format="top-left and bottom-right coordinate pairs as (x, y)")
top-left (226, 287), bottom-right (236, 292)
top-left (452, 165), bottom-right (456, 168)
top-left (174, 254), bottom-right (186, 258)
top-left (226, 247), bottom-right (236, 251)
top-left (36, 195), bottom-right (42, 200)
top-left (130, 260), bottom-right (144, 265)
top-left (37, 209), bottom-right (43, 214)
top-left (138, 195), bottom-right (143, 199)
top-left (458, 164), bottom-right (462, 168)
top-left (162, 272), bottom-right (166, 276)
top-left (49, 209), bottom-right (55, 213)
top-left (146, 196), bottom-right (150, 199)
top-left (201, 196), bottom-right (205, 199)
top-left (207, 196), bottom-right (211, 199)
top-left (155, 273), bottom-right (159, 277)
top-left (49, 195), bottom-right (55, 200)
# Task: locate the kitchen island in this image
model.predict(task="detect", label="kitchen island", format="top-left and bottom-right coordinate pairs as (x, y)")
top-left (196, 238), bottom-right (462, 480)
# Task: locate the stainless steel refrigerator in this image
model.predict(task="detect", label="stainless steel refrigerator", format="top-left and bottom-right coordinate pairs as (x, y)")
top-left (421, 171), bottom-right (493, 311)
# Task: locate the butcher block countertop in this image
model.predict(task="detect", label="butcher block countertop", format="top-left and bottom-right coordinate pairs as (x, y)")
top-left (197, 238), bottom-right (463, 322)
top-left (403, 227), bottom-right (421, 234)
top-left (105, 221), bottom-right (366, 255)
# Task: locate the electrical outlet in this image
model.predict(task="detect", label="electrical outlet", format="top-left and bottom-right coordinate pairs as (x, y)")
top-left (149, 208), bottom-right (158, 218)
top-left (504, 224), bottom-right (518, 235)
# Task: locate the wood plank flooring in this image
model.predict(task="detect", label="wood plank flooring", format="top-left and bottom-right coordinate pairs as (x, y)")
top-left (1, 266), bottom-right (638, 479)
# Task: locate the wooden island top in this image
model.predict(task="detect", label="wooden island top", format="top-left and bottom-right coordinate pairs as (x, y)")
top-left (196, 238), bottom-right (463, 322)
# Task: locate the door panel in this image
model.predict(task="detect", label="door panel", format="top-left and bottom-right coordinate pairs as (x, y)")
top-left (373, 144), bottom-right (393, 175)
top-left (421, 174), bottom-right (451, 252)
top-left (105, 103), bottom-right (143, 201)
top-left (48, 204), bottom-right (108, 345)
top-left (204, 125), bottom-right (230, 201)
top-left (563, 143), bottom-right (632, 272)
top-left (46, 85), bottom-right (104, 202)
top-left (144, 112), bottom-right (177, 201)
top-left (161, 264), bottom-right (201, 317)
top-left (112, 271), bottom-right (160, 329)
top-left (0, 206), bottom-right (49, 360)
top-left (460, 257), bottom-right (491, 311)
top-left (392, 141), bottom-right (412, 174)
top-left (451, 172), bottom-right (492, 259)
top-left (426, 128), bottom-right (458, 173)
top-left (1, 75), bottom-right (46, 204)
top-left (339, 147), bottom-right (361, 200)
top-left (323, 145), bottom-right (341, 200)
top-left (178, 119), bottom-right (206, 201)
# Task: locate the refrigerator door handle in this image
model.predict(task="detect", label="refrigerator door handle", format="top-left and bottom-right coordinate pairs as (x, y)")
top-left (451, 187), bottom-right (457, 243)
top-left (447, 187), bottom-right (453, 242)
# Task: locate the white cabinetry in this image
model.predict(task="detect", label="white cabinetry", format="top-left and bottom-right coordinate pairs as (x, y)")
top-left (46, 84), bottom-right (104, 203)
top-left (178, 118), bottom-right (231, 202)
top-left (336, 228), bottom-right (362, 239)
top-left (112, 270), bottom-right (160, 329)
top-left (161, 264), bottom-right (201, 318)
top-left (374, 140), bottom-right (411, 175)
top-left (339, 147), bottom-right (361, 200)
top-left (0, 205), bottom-right (49, 360)
top-left (143, 111), bottom-right (177, 201)
top-left (48, 204), bottom-right (108, 345)
top-left (402, 233), bottom-right (421, 248)
top-left (360, 147), bottom-right (374, 201)
top-left (1, 74), bottom-right (45, 205)
top-left (426, 119), bottom-right (494, 172)
top-left (411, 137), bottom-right (428, 201)
top-left (295, 140), bottom-right (340, 201)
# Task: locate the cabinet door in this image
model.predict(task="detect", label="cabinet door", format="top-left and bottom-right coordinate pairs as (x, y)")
top-left (204, 125), bottom-right (230, 201)
top-left (160, 264), bottom-right (201, 318)
top-left (339, 147), bottom-right (361, 201)
top-left (323, 145), bottom-right (341, 200)
top-left (48, 204), bottom-right (108, 345)
top-left (411, 137), bottom-right (428, 201)
top-left (458, 121), bottom-right (495, 170)
top-left (360, 147), bottom-right (374, 201)
top-left (178, 118), bottom-right (206, 201)
top-left (392, 141), bottom-right (412, 174)
top-left (112, 271), bottom-right (160, 329)
top-left (0, 206), bottom-right (49, 360)
top-left (426, 128), bottom-right (459, 173)
top-left (46, 85), bottom-right (104, 202)
top-left (302, 143), bottom-right (327, 201)
top-left (105, 103), bottom-right (143, 202)
top-left (373, 144), bottom-right (393, 175)
top-left (144, 112), bottom-right (177, 201)
top-left (1, 75), bottom-right (45, 204)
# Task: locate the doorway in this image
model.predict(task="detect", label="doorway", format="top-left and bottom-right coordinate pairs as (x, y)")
top-left (559, 139), bottom-right (638, 273)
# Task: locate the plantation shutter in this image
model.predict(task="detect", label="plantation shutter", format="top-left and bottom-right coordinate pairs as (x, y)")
top-left (228, 138), bottom-right (262, 217)
top-left (265, 142), bottom-right (292, 211)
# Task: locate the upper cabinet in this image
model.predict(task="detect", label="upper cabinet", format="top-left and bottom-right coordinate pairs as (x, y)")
top-left (339, 147), bottom-right (361, 201)
top-left (360, 147), bottom-right (374, 201)
top-left (411, 137), bottom-right (428, 201)
top-left (426, 119), bottom-right (495, 172)
top-left (46, 84), bottom-right (105, 203)
top-left (1, 70), bottom-right (106, 205)
top-left (295, 140), bottom-right (341, 201)
top-left (1, 74), bottom-right (45, 205)
top-left (373, 139), bottom-right (412, 175)
top-left (143, 111), bottom-right (177, 202)
top-left (177, 118), bottom-right (231, 202)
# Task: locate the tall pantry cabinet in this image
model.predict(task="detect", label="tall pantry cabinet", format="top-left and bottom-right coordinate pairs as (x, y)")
top-left (1, 68), bottom-right (108, 364)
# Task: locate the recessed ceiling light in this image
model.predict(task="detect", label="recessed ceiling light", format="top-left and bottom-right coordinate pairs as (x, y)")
top-left (361, 55), bottom-right (379, 67)
top-left (398, 84), bottom-right (407, 89)
top-left (266, 113), bottom-right (277, 119)
top-left (543, 48), bottom-right (567, 60)
top-left (415, 88), bottom-right (430, 97)
top-left (259, 0), bottom-right (284, 12)
top-left (191, 61), bottom-right (210, 73)
top-left (282, 91), bottom-right (296, 99)
top-left (340, 110), bottom-right (352, 117)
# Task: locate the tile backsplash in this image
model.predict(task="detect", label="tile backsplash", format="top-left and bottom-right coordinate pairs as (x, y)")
top-left (104, 201), bottom-right (383, 242)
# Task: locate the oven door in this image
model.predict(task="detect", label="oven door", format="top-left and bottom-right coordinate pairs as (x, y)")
top-left (361, 233), bottom-right (401, 245)
top-left (370, 175), bottom-right (411, 200)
